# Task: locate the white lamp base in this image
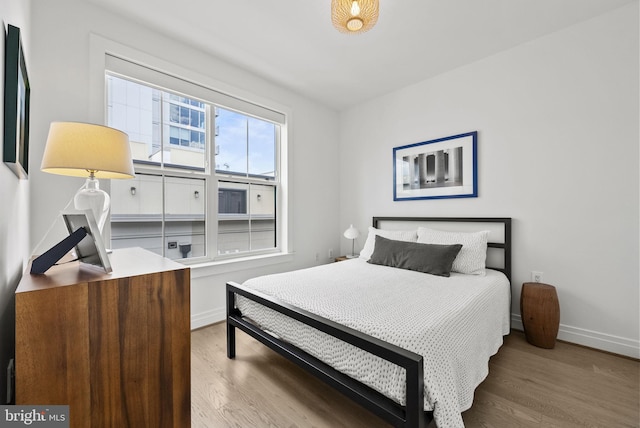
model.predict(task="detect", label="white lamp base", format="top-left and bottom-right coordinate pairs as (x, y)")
top-left (74, 176), bottom-right (110, 234)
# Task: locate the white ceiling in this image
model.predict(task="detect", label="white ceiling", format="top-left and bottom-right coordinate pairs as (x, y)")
top-left (84, 0), bottom-right (634, 110)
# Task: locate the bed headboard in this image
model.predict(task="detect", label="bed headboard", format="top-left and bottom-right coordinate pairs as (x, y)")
top-left (372, 217), bottom-right (512, 281)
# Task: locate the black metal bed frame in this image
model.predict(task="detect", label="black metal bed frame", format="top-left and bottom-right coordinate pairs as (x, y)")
top-left (226, 217), bottom-right (512, 428)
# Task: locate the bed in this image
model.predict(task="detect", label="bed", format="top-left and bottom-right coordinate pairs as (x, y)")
top-left (226, 217), bottom-right (512, 428)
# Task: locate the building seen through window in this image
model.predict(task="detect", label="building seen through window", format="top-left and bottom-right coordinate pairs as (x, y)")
top-left (106, 73), bottom-right (278, 261)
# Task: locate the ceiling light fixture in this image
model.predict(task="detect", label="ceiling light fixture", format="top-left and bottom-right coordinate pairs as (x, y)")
top-left (331, 0), bottom-right (379, 34)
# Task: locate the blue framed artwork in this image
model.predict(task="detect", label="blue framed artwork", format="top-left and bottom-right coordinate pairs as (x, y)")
top-left (393, 131), bottom-right (477, 201)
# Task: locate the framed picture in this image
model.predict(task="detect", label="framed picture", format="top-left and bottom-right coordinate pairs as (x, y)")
top-left (393, 131), bottom-right (477, 201)
top-left (62, 210), bottom-right (112, 273)
top-left (3, 24), bottom-right (30, 179)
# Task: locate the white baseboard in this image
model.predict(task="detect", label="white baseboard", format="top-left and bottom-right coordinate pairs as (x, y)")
top-left (511, 314), bottom-right (639, 359)
top-left (191, 308), bottom-right (225, 330)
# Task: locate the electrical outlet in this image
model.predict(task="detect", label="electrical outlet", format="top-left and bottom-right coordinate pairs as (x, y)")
top-left (168, 241), bottom-right (177, 249)
top-left (531, 271), bottom-right (543, 283)
top-left (328, 249), bottom-right (334, 259)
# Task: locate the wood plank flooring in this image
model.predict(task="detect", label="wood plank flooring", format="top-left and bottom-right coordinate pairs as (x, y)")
top-left (191, 323), bottom-right (639, 427)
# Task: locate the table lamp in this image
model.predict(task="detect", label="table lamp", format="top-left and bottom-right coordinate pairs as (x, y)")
top-left (343, 224), bottom-right (360, 258)
top-left (40, 122), bottom-right (135, 235)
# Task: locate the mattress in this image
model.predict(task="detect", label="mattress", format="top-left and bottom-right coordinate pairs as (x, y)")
top-left (237, 258), bottom-right (511, 428)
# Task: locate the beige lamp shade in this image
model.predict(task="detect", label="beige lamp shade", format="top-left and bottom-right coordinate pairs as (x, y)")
top-left (41, 122), bottom-right (135, 179)
top-left (331, 0), bottom-right (379, 34)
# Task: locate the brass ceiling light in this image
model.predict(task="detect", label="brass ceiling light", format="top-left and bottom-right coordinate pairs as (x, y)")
top-left (331, 0), bottom-right (379, 34)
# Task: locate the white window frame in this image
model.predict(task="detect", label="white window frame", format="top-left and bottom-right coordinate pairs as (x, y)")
top-left (89, 34), bottom-right (292, 267)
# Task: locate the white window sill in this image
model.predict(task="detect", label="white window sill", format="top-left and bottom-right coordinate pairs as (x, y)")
top-left (186, 251), bottom-right (295, 279)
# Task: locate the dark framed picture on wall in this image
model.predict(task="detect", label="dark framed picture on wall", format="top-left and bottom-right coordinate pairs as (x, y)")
top-left (3, 24), bottom-right (30, 179)
top-left (393, 131), bottom-right (477, 201)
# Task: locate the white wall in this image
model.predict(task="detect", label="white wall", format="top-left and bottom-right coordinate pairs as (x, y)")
top-left (339, 4), bottom-right (639, 357)
top-left (0, 0), bottom-right (31, 403)
top-left (29, 0), bottom-right (341, 328)
top-left (26, 0), bottom-right (639, 358)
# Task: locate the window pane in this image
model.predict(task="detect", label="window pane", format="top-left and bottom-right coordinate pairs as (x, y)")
top-left (248, 118), bottom-right (276, 179)
top-left (190, 131), bottom-right (200, 148)
top-left (107, 75), bottom-right (159, 163)
top-left (180, 106), bottom-right (189, 125)
top-left (217, 181), bottom-right (276, 254)
top-left (110, 173), bottom-right (163, 256)
top-left (179, 128), bottom-right (188, 146)
top-left (218, 187), bottom-right (246, 214)
top-left (168, 127), bottom-right (177, 146)
top-left (170, 104), bottom-right (179, 123)
top-left (164, 176), bottom-right (206, 260)
top-left (249, 183), bottom-right (276, 250)
top-left (161, 98), bottom-right (207, 169)
top-left (215, 107), bottom-right (276, 179)
top-left (218, 181), bottom-right (249, 254)
top-left (215, 108), bottom-right (247, 176)
top-left (107, 73), bottom-right (208, 171)
top-left (111, 174), bottom-right (205, 261)
top-left (190, 109), bottom-right (199, 128)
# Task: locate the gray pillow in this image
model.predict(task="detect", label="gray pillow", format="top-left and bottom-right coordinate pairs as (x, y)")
top-left (367, 235), bottom-right (462, 277)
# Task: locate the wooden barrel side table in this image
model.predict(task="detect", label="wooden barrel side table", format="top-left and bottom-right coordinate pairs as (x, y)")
top-left (520, 282), bottom-right (560, 348)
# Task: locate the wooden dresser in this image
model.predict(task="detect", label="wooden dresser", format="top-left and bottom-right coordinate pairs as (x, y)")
top-left (15, 247), bottom-right (191, 427)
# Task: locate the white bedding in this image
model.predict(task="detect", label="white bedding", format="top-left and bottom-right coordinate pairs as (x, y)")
top-left (237, 258), bottom-right (510, 428)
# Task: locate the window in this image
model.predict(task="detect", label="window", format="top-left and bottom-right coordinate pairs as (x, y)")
top-left (218, 187), bottom-right (247, 214)
top-left (217, 181), bottom-right (276, 255)
top-left (107, 74), bottom-right (207, 171)
top-left (215, 106), bottom-right (277, 255)
top-left (105, 57), bottom-right (285, 262)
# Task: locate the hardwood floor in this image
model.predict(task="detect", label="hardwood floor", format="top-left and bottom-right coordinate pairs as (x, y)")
top-left (191, 322), bottom-right (639, 427)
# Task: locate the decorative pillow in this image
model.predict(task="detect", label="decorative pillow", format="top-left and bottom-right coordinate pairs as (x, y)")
top-left (359, 226), bottom-right (418, 260)
top-left (417, 227), bottom-right (490, 275)
top-left (367, 235), bottom-right (462, 277)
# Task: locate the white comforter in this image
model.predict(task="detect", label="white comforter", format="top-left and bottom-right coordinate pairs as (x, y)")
top-left (237, 258), bottom-right (510, 428)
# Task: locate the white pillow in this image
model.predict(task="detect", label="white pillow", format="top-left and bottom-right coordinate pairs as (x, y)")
top-left (359, 227), bottom-right (418, 260)
top-left (417, 227), bottom-right (490, 275)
